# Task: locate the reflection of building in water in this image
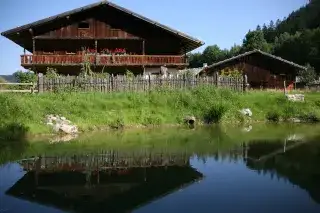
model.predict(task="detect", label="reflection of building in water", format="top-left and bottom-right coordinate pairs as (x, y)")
top-left (244, 138), bottom-right (320, 204)
top-left (243, 139), bottom-right (304, 162)
top-left (6, 150), bottom-right (203, 213)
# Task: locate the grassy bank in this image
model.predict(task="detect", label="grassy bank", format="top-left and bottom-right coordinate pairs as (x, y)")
top-left (0, 86), bottom-right (319, 134)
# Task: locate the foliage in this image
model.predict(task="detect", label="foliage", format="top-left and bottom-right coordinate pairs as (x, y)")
top-left (188, 44), bottom-right (241, 69)
top-left (0, 88), bottom-right (320, 134)
top-left (202, 45), bottom-right (228, 65)
top-left (220, 68), bottom-right (243, 77)
top-left (45, 67), bottom-right (59, 79)
top-left (125, 70), bottom-right (135, 80)
top-left (187, 52), bottom-right (203, 68)
top-left (94, 72), bottom-right (110, 78)
top-left (203, 102), bottom-right (228, 123)
top-left (13, 70), bottom-right (37, 83)
top-left (266, 111), bottom-right (280, 122)
top-left (80, 55), bottom-right (93, 77)
top-left (297, 64), bottom-right (317, 85)
top-left (242, 30), bottom-right (272, 53)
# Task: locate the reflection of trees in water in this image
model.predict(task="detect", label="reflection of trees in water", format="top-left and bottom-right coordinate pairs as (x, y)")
top-left (246, 137), bottom-right (320, 204)
top-left (0, 123), bottom-right (29, 165)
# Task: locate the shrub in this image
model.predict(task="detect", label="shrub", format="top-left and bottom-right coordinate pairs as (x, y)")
top-left (266, 111), bottom-right (280, 122)
top-left (298, 113), bottom-right (320, 123)
top-left (45, 67), bottom-right (59, 79)
top-left (203, 103), bottom-right (228, 124)
top-left (13, 70), bottom-right (37, 83)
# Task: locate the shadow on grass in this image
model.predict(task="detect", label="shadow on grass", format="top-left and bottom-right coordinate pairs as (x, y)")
top-left (0, 123), bottom-right (30, 165)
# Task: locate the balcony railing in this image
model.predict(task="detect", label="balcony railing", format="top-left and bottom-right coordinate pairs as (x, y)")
top-left (21, 55), bottom-right (187, 66)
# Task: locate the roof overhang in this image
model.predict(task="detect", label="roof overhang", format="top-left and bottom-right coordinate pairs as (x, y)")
top-left (1, 1), bottom-right (204, 53)
top-left (200, 49), bottom-right (307, 75)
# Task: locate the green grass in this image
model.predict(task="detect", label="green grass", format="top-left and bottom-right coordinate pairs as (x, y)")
top-left (0, 86), bottom-right (319, 134)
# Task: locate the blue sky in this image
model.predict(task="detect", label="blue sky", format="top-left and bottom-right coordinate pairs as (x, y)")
top-left (0, 0), bottom-right (307, 75)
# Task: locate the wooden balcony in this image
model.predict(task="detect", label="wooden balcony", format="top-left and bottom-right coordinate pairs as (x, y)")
top-left (21, 55), bottom-right (187, 66)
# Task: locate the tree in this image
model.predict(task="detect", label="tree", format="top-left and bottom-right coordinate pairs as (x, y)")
top-left (297, 64), bottom-right (317, 85)
top-left (256, 25), bottom-right (262, 31)
top-left (227, 44), bottom-right (241, 58)
top-left (187, 52), bottom-right (204, 68)
top-left (275, 19), bottom-right (282, 28)
top-left (13, 70), bottom-right (37, 83)
top-left (242, 30), bottom-right (272, 52)
top-left (202, 45), bottom-right (226, 65)
top-left (262, 24), bottom-right (268, 34)
top-left (268, 20), bottom-right (275, 30)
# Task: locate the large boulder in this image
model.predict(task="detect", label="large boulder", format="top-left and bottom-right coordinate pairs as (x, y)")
top-left (45, 115), bottom-right (78, 134)
top-left (239, 108), bottom-right (252, 117)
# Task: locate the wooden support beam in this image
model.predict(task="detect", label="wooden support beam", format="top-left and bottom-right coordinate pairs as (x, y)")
top-left (142, 40), bottom-right (145, 55)
top-left (95, 40), bottom-right (98, 67)
top-left (32, 38), bottom-right (35, 54)
top-left (32, 38), bottom-right (36, 72)
top-left (183, 46), bottom-right (187, 63)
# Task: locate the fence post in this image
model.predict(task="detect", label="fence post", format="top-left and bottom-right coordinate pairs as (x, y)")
top-left (38, 73), bottom-right (44, 93)
top-left (148, 74), bottom-right (151, 91)
top-left (215, 72), bottom-right (219, 87)
top-left (31, 82), bottom-right (35, 94)
top-left (111, 74), bottom-right (114, 92)
top-left (243, 74), bottom-right (248, 92)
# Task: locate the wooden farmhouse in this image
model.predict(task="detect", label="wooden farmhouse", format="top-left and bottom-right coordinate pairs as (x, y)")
top-left (1, 1), bottom-right (204, 75)
top-left (199, 50), bottom-right (307, 89)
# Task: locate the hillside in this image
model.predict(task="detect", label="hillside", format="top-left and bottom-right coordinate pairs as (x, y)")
top-left (0, 75), bottom-right (16, 82)
top-left (188, 0), bottom-right (320, 76)
top-left (275, 0), bottom-right (320, 38)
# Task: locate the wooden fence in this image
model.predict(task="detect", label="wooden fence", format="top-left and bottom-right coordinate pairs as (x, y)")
top-left (37, 74), bottom-right (247, 93)
top-left (0, 82), bottom-right (37, 93)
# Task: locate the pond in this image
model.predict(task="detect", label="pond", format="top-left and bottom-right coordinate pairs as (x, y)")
top-left (1, 124), bottom-right (320, 213)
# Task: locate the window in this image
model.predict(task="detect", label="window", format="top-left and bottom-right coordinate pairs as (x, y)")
top-left (78, 21), bottom-right (90, 29)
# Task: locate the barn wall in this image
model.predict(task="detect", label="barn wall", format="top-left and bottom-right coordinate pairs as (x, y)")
top-left (211, 62), bottom-right (293, 89)
top-left (38, 18), bottom-right (140, 39)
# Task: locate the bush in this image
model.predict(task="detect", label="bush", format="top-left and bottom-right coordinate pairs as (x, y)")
top-left (297, 64), bottom-right (317, 85)
top-left (13, 70), bottom-right (37, 83)
top-left (203, 103), bottom-right (228, 123)
top-left (298, 113), bottom-right (320, 123)
top-left (266, 111), bottom-right (280, 122)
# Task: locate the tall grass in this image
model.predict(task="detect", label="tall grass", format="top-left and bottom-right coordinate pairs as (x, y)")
top-left (0, 87), bottom-right (319, 134)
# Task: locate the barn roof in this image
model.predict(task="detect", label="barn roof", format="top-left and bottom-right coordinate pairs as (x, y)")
top-left (6, 166), bottom-right (203, 213)
top-left (1, 1), bottom-right (204, 53)
top-left (200, 49), bottom-right (307, 74)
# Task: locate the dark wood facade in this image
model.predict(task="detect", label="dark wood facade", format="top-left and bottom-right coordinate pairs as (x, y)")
top-left (1, 1), bottom-right (204, 75)
top-left (38, 18), bottom-right (139, 39)
top-left (200, 50), bottom-right (306, 89)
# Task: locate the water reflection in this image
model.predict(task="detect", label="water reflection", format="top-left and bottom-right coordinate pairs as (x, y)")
top-left (245, 136), bottom-right (320, 204)
top-left (6, 151), bottom-right (202, 213)
top-left (1, 125), bottom-right (320, 213)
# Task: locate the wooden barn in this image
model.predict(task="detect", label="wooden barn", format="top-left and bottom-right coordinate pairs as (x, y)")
top-left (1, 1), bottom-right (204, 75)
top-left (199, 50), bottom-right (307, 89)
